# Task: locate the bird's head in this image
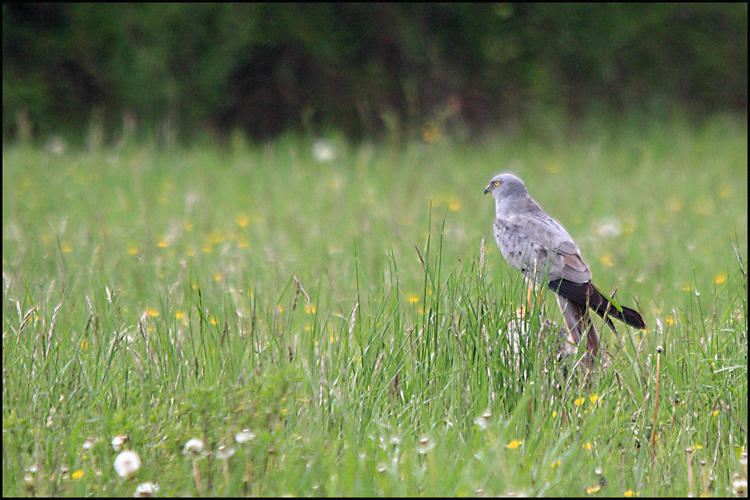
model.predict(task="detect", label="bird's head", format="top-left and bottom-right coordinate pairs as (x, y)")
top-left (484, 173), bottom-right (528, 199)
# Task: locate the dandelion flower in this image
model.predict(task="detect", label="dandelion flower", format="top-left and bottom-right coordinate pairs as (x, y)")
top-left (584, 442), bottom-right (592, 451)
top-left (574, 397), bottom-right (585, 407)
top-left (406, 294), bottom-right (420, 304)
top-left (183, 438), bottom-right (204, 457)
top-left (586, 484), bottom-right (601, 494)
top-left (236, 213), bottom-right (249, 227)
top-left (71, 469), bottom-right (84, 480)
top-left (507, 439), bottom-right (522, 450)
top-left (235, 429), bottom-right (256, 444)
top-left (590, 394), bottom-right (599, 404)
top-left (623, 490), bottom-right (639, 497)
top-left (715, 273), bottom-right (726, 285)
top-left (114, 450), bottom-right (141, 479)
top-left (134, 481), bottom-right (158, 497)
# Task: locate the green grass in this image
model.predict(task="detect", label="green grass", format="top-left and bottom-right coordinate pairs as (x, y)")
top-left (3, 113), bottom-right (747, 496)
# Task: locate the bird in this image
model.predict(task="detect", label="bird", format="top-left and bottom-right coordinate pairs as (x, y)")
top-left (484, 173), bottom-right (646, 362)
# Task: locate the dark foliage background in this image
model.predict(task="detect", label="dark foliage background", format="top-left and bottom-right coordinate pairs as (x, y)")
top-left (2, 3), bottom-right (747, 143)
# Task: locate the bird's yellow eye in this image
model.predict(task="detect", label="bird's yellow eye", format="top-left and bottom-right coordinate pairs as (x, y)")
top-left (493, 180), bottom-right (500, 186)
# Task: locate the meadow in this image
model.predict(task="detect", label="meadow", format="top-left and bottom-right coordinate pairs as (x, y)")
top-left (2, 112), bottom-right (747, 496)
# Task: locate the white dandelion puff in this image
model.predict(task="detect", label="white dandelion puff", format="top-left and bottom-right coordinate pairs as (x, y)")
top-left (313, 139), bottom-right (336, 163)
top-left (114, 450), bottom-right (141, 479)
top-left (235, 429), bottom-right (256, 445)
top-left (134, 481), bottom-right (158, 497)
top-left (112, 434), bottom-right (128, 451)
top-left (216, 445), bottom-right (236, 460)
top-left (183, 438), bottom-right (204, 457)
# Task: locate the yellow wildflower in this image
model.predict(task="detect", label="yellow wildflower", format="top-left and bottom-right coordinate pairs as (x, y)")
top-left (506, 439), bottom-right (522, 449)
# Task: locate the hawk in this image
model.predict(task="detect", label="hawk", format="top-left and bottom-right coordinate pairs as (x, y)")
top-left (484, 173), bottom-right (646, 360)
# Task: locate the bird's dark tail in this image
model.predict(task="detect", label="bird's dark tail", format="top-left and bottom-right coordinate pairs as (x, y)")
top-left (548, 279), bottom-right (646, 331)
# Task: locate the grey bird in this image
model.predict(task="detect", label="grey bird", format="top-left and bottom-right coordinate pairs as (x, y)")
top-left (484, 173), bottom-right (646, 360)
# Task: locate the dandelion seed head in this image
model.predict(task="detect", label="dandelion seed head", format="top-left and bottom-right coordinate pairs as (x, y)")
top-left (416, 435), bottom-right (435, 455)
top-left (114, 450), bottom-right (141, 478)
top-left (183, 438), bottom-right (204, 457)
top-left (235, 429), bottom-right (256, 444)
top-left (83, 437), bottom-right (95, 450)
top-left (216, 445), bottom-right (236, 460)
top-left (596, 217), bottom-right (621, 238)
top-left (732, 475), bottom-right (747, 496)
top-left (313, 139), bottom-right (336, 163)
top-left (134, 481), bottom-right (158, 497)
top-left (112, 434), bottom-right (128, 451)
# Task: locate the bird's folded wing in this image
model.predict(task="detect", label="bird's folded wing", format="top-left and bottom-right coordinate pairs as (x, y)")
top-left (495, 214), bottom-right (592, 285)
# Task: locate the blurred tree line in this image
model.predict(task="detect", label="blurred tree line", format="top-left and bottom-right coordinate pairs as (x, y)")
top-left (2, 3), bottom-right (747, 144)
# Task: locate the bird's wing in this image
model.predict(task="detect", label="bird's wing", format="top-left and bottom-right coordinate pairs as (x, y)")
top-left (494, 214), bottom-right (592, 286)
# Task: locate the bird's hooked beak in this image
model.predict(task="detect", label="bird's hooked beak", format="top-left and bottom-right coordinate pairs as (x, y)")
top-left (484, 184), bottom-right (492, 195)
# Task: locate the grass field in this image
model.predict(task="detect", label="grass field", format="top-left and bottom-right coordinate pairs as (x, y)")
top-left (2, 113), bottom-right (747, 496)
